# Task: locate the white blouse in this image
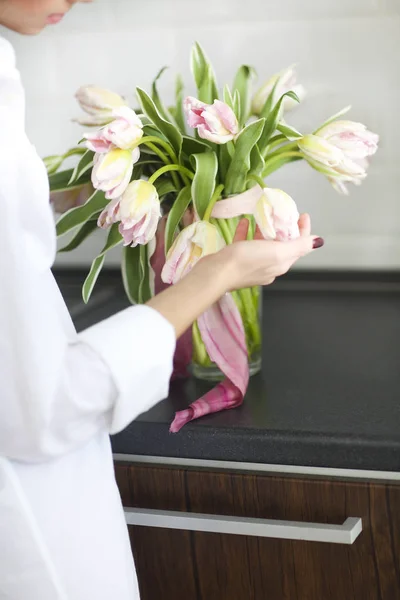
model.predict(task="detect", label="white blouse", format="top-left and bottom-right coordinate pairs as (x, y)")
top-left (0, 36), bottom-right (176, 599)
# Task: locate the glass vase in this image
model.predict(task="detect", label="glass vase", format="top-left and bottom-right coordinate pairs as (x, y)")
top-left (191, 285), bottom-right (262, 381)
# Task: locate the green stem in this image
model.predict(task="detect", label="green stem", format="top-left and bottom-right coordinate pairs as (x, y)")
top-left (265, 134), bottom-right (287, 153)
top-left (264, 140), bottom-right (299, 161)
top-left (238, 287), bottom-right (261, 349)
top-left (247, 174), bottom-right (266, 189)
top-left (148, 164), bottom-right (194, 185)
top-left (143, 141), bottom-right (170, 165)
top-left (143, 141), bottom-right (180, 189)
top-left (262, 151), bottom-right (303, 178)
top-left (140, 135), bottom-right (190, 186)
top-left (140, 136), bottom-right (178, 163)
top-left (203, 184), bottom-right (224, 222)
top-left (192, 321), bottom-right (210, 367)
top-left (213, 217), bottom-right (261, 351)
top-left (216, 217), bottom-right (233, 244)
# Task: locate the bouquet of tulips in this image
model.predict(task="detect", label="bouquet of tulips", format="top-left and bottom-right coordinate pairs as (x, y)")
top-left (47, 43), bottom-right (379, 431)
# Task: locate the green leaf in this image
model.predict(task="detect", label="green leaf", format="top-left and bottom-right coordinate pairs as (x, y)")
top-left (43, 155), bottom-right (64, 175)
top-left (223, 85), bottom-right (234, 110)
top-left (314, 105), bottom-right (352, 134)
top-left (259, 78), bottom-right (280, 119)
top-left (43, 147), bottom-right (86, 176)
top-left (49, 169), bottom-right (81, 193)
top-left (56, 190), bottom-right (108, 237)
top-left (135, 158), bottom-right (163, 167)
top-left (277, 121), bottom-right (303, 141)
top-left (58, 219), bottom-right (99, 253)
top-left (248, 144), bottom-right (265, 180)
top-left (258, 91), bottom-right (300, 155)
top-left (225, 119), bottom-right (265, 196)
top-left (121, 244), bottom-right (142, 304)
top-left (233, 90), bottom-right (241, 122)
top-left (132, 164), bottom-right (144, 181)
top-left (232, 65), bottom-right (257, 124)
top-left (218, 143), bottom-right (232, 182)
top-left (79, 223), bottom-right (124, 304)
top-left (139, 245), bottom-right (152, 303)
top-left (98, 222), bottom-right (123, 256)
top-left (190, 42), bottom-right (218, 103)
top-left (181, 135), bottom-right (212, 158)
top-left (165, 186), bottom-right (192, 252)
top-left (151, 66), bottom-right (171, 121)
top-left (49, 168), bottom-right (91, 193)
top-left (190, 152), bottom-right (218, 220)
top-left (142, 123), bottom-right (167, 141)
top-left (82, 255), bottom-right (105, 304)
top-left (174, 74), bottom-right (186, 135)
top-left (263, 154), bottom-right (302, 178)
top-left (136, 87), bottom-right (182, 158)
top-left (154, 177), bottom-right (178, 198)
top-left (68, 150), bottom-right (94, 185)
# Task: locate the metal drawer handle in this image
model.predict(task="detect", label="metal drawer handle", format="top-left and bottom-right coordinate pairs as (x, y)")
top-left (124, 508), bottom-right (362, 545)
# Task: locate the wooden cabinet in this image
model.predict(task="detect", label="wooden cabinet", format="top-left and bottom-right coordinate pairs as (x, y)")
top-left (114, 463), bottom-right (400, 600)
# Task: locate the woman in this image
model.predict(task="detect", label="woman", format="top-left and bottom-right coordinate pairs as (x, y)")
top-left (0, 1), bottom-right (323, 598)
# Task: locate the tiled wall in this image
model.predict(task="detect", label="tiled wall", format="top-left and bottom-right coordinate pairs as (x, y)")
top-left (3, 0), bottom-right (400, 268)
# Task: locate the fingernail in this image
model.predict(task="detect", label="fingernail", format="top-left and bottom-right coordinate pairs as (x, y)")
top-left (312, 237), bottom-right (324, 249)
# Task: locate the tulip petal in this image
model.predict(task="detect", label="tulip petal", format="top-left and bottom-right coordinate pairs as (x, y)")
top-left (197, 125), bottom-right (235, 145)
top-left (299, 134), bottom-right (343, 167)
top-left (211, 184), bottom-right (262, 219)
top-left (84, 132), bottom-right (113, 154)
top-left (255, 188), bottom-right (300, 242)
top-left (161, 223), bottom-right (198, 284)
top-left (98, 197), bottom-right (120, 228)
top-left (254, 197), bottom-right (276, 240)
top-left (169, 293), bottom-right (249, 432)
top-left (169, 379), bottom-right (243, 433)
top-left (214, 100), bottom-right (239, 135)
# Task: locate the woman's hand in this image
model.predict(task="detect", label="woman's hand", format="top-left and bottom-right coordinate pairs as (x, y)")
top-left (205, 213), bottom-right (323, 293)
top-left (147, 214), bottom-right (323, 338)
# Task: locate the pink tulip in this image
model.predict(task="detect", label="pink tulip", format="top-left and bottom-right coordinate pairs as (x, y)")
top-left (75, 85), bottom-right (128, 126)
top-left (92, 147), bottom-right (138, 200)
top-left (298, 120), bottom-right (379, 194)
top-left (210, 184), bottom-right (300, 241)
top-left (118, 181), bottom-right (161, 247)
top-left (97, 197), bottom-right (120, 228)
top-left (184, 96), bottom-right (239, 144)
top-left (161, 221), bottom-right (225, 285)
top-left (84, 107), bottom-right (143, 153)
top-left (98, 180), bottom-right (161, 247)
top-left (254, 188), bottom-right (300, 241)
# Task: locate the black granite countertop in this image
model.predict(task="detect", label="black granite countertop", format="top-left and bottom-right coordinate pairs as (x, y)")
top-left (56, 269), bottom-right (400, 472)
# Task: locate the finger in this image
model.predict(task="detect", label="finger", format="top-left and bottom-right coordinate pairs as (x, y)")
top-left (298, 213), bottom-right (311, 237)
top-left (279, 235), bottom-right (324, 261)
top-left (233, 218), bottom-right (250, 243)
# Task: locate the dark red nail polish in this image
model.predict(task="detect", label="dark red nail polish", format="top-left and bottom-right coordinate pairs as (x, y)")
top-left (313, 237), bottom-right (324, 249)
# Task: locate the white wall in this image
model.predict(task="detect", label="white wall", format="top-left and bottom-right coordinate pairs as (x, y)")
top-left (2, 0), bottom-right (400, 269)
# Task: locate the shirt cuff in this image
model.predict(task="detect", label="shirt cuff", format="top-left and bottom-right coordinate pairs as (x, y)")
top-left (78, 305), bottom-right (176, 434)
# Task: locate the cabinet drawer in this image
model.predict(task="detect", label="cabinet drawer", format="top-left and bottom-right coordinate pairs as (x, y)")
top-left (115, 463), bottom-right (400, 600)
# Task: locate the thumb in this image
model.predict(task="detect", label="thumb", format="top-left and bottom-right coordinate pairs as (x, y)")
top-left (283, 235), bottom-right (324, 259)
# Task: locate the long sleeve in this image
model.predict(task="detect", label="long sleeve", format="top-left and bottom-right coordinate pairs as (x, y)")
top-left (0, 37), bottom-right (176, 463)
